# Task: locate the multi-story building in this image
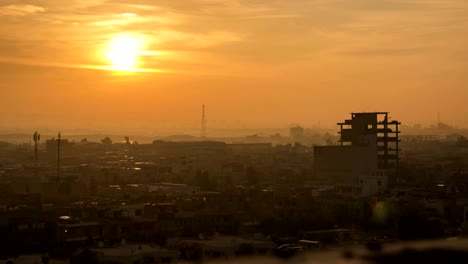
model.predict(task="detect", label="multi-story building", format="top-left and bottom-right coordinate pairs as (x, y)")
top-left (314, 112), bottom-right (401, 195)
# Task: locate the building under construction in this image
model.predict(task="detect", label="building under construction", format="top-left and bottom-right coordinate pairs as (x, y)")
top-left (313, 112), bottom-right (401, 195)
top-left (337, 112), bottom-right (400, 170)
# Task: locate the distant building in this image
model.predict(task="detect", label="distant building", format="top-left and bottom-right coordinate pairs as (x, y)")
top-left (228, 143), bottom-right (272, 154)
top-left (290, 125), bottom-right (305, 140)
top-left (178, 236), bottom-right (275, 258)
top-left (314, 112), bottom-right (400, 194)
top-left (446, 134), bottom-right (465, 142)
top-left (73, 244), bottom-right (178, 264)
top-left (57, 221), bottom-right (101, 245)
top-left (401, 134), bottom-right (440, 143)
top-left (314, 138), bottom-right (378, 184)
top-left (151, 140), bottom-right (227, 156)
top-left (148, 183), bottom-right (200, 195)
top-left (358, 170), bottom-right (388, 196)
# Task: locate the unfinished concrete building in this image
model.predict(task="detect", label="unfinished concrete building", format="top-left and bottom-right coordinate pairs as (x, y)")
top-left (314, 112), bottom-right (400, 195)
top-left (337, 112), bottom-right (400, 170)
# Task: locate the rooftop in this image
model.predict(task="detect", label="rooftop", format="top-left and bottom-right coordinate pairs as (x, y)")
top-left (91, 244), bottom-right (174, 257)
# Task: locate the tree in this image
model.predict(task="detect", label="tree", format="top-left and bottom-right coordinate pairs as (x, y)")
top-left (101, 137), bottom-right (112, 146)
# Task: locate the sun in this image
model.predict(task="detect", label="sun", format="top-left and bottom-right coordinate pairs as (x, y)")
top-left (105, 34), bottom-right (144, 71)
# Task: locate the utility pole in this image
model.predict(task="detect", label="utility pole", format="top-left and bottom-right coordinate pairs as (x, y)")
top-left (201, 104), bottom-right (207, 139)
top-left (33, 131), bottom-right (40, 163)
top-left (33, 131), bottom-right (40, 177)
top-left (57, 132), bottom-right (61, 181)
top-left (437, 112), bottom-right (440, 128)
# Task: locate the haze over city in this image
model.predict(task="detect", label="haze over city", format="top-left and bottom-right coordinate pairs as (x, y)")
top-left (3, 1), bottom-right (468, 264)
top-left (0, 0), bottom-right (467, 134)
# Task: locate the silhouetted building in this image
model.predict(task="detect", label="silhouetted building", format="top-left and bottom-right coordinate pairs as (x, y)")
top-left (290, 125), bottom-right (305, 140)
top-left (338, 112), bottom-right (400, 169)
top-left (314, 135), bottom-right (378, 185)
top-left (314, 112), bottom-right (401, 194)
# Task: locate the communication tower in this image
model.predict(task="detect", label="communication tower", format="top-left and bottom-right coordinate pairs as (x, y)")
top-left (201, 104), bottom-right (207, 139)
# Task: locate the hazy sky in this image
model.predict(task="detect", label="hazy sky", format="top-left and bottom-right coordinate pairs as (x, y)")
top-left (1, 0), bottom-right (467, 134)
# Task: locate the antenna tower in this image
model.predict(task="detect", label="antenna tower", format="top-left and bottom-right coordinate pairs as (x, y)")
top-left (201, 104), bottom-right (207, 138)
top-left (57, 131), bottom-right (61, 180)
top-left (33, 131), bottom-right (40, 163)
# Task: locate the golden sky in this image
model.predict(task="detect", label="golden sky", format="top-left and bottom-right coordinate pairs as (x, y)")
top-left (0, 0), bottom-right (467, 134)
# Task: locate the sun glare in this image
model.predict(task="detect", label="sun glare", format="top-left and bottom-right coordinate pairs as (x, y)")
top-left (105, 35), bottom-right (144, 71)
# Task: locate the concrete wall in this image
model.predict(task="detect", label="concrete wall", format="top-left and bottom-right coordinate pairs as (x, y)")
top-left (314, 137), bottom-right (378, 184)
top-left (359, 171), bottom-right (388, 196)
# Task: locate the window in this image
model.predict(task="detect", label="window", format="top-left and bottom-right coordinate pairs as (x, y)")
top-left (135, 209), bottom-right (143, 216)
top-left (121, 210), bottom-right (129, 217)
top-left (113, 211), bottom-right (120, 218)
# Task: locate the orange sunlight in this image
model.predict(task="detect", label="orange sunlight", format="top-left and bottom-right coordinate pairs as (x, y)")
top-left (105, 34), bottom-right (145, 72)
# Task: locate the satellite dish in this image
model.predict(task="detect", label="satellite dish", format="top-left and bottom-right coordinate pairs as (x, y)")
top-left (121, 238), bottom-right (127, 246)
top-left (98, 241), bottom-right (104, 248)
